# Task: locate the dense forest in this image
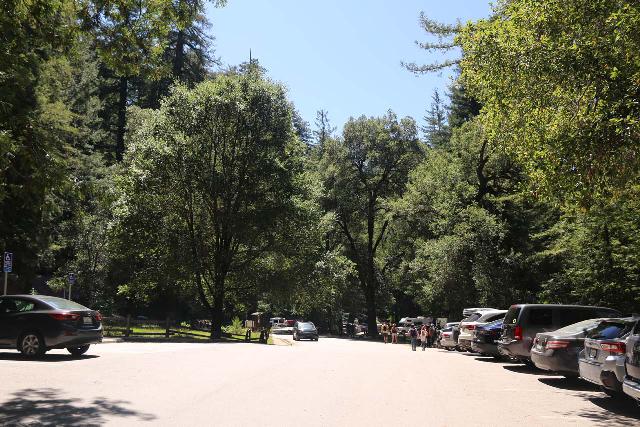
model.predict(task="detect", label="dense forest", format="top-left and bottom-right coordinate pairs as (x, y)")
top-left (1, 0), bottom-right (639, 338)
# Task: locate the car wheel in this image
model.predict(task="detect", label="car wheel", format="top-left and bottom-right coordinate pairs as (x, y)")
top-left (19, 332), bottom-right (46, 357)
top-left (67, 345), bottom-right (90, 357)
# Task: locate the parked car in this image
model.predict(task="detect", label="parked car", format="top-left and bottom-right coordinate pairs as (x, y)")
top-left (439, 323), bottom-right (459, 350)
top-left (623, 320), bottom-right (640, 402)
top-left (0, 295), bottom-right (103, 357)
top-left (471, 319), bottom-right (505, 358)
top-left (579, 317), bottom-right (638, 396)
top-left (458, 310), bottom-right (506, 351)
top-left (462, 307), bottom-right (496, 317)
top-left (531, 318), bottom-right (604, 376)
top-left (498, 304), bottom-right (621, 363)
top-left (293, 321), bottom-right (318, 341)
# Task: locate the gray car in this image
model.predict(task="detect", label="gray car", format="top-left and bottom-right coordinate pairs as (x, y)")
top-left (578, 317), bottom-right (638, 396)
top-left (0, 295), bottom-right (103, 357)
top-left (498, 304), bottom-right (620, 363)
top-left (293, 321), bottom-right (318, 341)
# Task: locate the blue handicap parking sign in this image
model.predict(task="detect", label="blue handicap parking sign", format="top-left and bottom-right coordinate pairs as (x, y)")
top-left (3, 252), bottom-right (12, 273)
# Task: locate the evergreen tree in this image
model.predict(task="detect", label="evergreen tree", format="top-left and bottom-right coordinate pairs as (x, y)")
top-left (422, 89), bottom-right (450, 147)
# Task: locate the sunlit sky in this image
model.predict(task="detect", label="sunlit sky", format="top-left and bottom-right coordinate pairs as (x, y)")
top-left (208, 1), bottom-right (492, 134)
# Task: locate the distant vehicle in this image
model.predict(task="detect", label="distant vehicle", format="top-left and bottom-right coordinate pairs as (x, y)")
top-left (0, 295), bottom-right (103, 357)
top-left (270, 317), bottom-right (286, 326)
top-left (458, 310), bottom-right (506, 351)
top-left (531, 318), bottom-right (604, 376)
top-left (293, 321), bottom-right (318, 341)
top-left (462, 307), bottom-right (496, 318)
top-left (397, 317), bottom-right (430, 338)
top-left (579, 318), bottom-right (638, 396)
top-left (623, 320), bottom-right (640, 402)
top-left (439, 323), bottom-right (459, 350)
top-left (471, 319), bottom-right (505, 358)
top-left (498, 304), bottom-right (621, 363)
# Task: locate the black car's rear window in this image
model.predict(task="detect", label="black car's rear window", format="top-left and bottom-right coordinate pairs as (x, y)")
top-left (504, 306), bottom-right (521, 325)
top-left (38, 297), bottom-right (89, 311)
top-left (299, 323), bottom-right (315, 330)
top-left (589, 321), bottom-right (632, 340)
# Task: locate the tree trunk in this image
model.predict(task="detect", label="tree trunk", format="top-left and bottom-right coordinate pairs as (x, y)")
top-left (173, 29), bottom-right (185, 81)
top-left (364, 285), bottom-right (378, 338)
top-left (116, 76), bottom-right (128, 161)
top-left (211, 274), bottom-right (225, 340)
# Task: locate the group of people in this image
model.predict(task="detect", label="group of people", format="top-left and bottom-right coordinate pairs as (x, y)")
top-left (380, 322), bottom-right (438, 350)
top-left (380, 322), bottom-right (399, 344)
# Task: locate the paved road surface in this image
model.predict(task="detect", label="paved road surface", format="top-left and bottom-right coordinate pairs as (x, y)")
top-left (0, 338), bottom-right (638, 426)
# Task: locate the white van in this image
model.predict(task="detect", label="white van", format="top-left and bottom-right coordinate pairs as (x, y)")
top-left (397, 316), bottom-right (431, 337)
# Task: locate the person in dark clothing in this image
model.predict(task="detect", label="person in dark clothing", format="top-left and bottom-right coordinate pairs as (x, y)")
top-left (409, 325), bottom-right (418, 351)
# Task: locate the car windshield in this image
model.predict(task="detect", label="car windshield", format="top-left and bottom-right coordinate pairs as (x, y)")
top-left (38, 296), bottom-right (90, 311)
top-left (552, 319), bottom-right (600, 336)
top-left (299, 323), bottom-right (315, 330)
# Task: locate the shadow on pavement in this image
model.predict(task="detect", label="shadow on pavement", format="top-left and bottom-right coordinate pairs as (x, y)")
top-left (556, 395), bottom-right (640, 426)
top-left (538, 377), bottom-right (599, 392)
top-left (503, 364), bottom-right (557, 376)
top-left (473, 356), bottom-right (511, 364)
top-left (0, 388), bottom-right (155, 426)
top-left (0, 352), bottom-right (99, 362)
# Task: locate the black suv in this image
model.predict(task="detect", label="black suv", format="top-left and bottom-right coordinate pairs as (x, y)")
top-left (498, 304), bottom-right (620, 363)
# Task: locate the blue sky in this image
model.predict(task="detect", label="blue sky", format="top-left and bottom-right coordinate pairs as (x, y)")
top-left (207, 1), bottom-right (492, 134)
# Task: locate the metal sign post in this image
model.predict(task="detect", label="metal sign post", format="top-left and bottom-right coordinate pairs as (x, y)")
top-left (68, 273), bottom-right (76, 300)
top-left (3, 252), bottom-right (12, 296)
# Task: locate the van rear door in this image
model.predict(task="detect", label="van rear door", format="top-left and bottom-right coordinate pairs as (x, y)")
top-left (502, 305), bottom-right (522, 340)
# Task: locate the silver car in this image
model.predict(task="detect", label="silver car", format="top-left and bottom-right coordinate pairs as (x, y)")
top-left (439, 323), bottom-right (459, 350)
top-left (578, 317), bottom-right (638, 396)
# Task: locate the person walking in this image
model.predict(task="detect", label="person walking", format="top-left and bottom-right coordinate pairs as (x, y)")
top-left (409, 325), bottom-right (418, 351)
top-left (382, 322), bottom-right (389, 344)
top-left (420, 325), bottom-right (428, 351)
top-left (391, 323), bottom-right (398, 344)
top-left (429, 324), bottom-right (436, 348)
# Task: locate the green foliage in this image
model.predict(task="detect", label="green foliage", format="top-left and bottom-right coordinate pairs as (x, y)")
top-left (226, 317), bottom-right (245, 335)
top-left (119, 70), bottom-right (307, 337)
top-left (458, 0), bottom-right (640, 205)
top-left (319, 112), bottom-right (421, 333)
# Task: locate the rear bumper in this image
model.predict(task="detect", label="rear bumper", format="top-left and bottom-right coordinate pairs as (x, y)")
top-left (440, 337), bottom-right (457, 348)
top-left (47, 328), bottom-right (103, 349)
top-left (531, 350), bottom-right (578, 375)
top-left (458, 338), bottom-right (472, 349)
top-left (498, 339), bottom-right (531, 361)
top-left (578, 358), bottom-right (604, 386)
top-left (623, 376), bottom-right (640, 401)
top-left (472, 341), bottom-right (499, 356)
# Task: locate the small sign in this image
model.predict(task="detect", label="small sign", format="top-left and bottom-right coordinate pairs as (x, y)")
top-left (68, 273), bottom-right (76, 285)
top-left (3, 252), bottom-right (12, 273)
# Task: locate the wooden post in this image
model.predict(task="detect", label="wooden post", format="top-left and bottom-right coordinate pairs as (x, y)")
top-left (125, 314), bottom-right (131, 337)
top-left (165, 317), bottom-right (170, 338)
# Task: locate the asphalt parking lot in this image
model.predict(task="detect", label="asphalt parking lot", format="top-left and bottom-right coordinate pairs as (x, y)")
top-left (0, 338), bottom-right (638, 426)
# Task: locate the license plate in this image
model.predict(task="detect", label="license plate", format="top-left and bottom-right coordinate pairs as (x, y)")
top-left (589, 347), bottom-right (598, 358)
top-left (83, 316), bottom-right (93, 325)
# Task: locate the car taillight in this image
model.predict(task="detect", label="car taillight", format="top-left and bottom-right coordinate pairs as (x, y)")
top-left (600, 342), bottom-right (626, 354)
top-left (95, 311), bottom-right (103, 321)
top-left (514, 326), bottom-right (523, 341)
top-left (49, 312), bottom-right (80, 321)
top-left (467, 325), bottom-right (476, 331)
top-left (546, 340), bottom-right (569, 349)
